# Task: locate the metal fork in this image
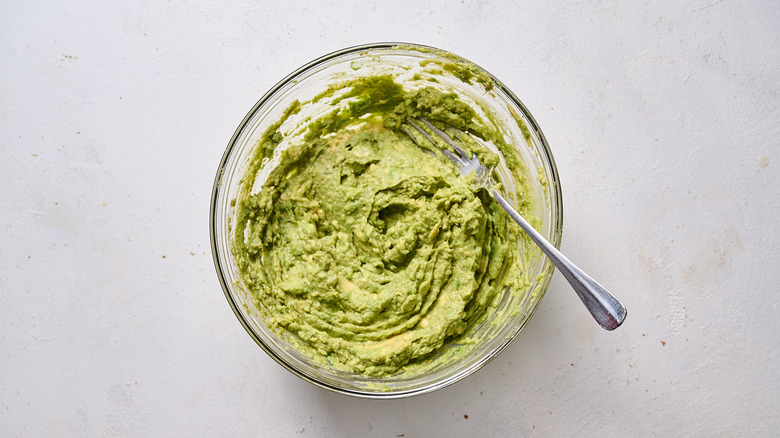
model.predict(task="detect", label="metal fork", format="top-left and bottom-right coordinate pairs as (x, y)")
top-left (402, 117), bottom-right (627, 330)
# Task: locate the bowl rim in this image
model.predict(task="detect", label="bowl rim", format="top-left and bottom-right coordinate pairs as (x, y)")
top-left (209, 42), bottom-right (564, 398)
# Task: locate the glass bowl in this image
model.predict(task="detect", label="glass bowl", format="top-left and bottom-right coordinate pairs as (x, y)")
top-left (210, 42), bottom-right (562, 398)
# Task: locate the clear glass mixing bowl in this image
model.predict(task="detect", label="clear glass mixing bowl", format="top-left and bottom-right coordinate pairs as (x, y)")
top-left (210, 43), bottom-right (562, 398)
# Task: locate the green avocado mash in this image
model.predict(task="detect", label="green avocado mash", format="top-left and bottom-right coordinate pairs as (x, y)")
top-left (233, 71), bottom-right (534, 377)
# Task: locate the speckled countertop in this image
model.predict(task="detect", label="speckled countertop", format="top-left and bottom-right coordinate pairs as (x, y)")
top-left (2, 1), bottom-right (778, 436)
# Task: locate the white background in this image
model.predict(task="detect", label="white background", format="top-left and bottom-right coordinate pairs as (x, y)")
top-left (2, 1), bottom-right (779, 436)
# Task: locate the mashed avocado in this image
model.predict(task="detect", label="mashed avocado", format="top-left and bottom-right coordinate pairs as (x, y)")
top-left (233, 72), bottom-right (533, 377)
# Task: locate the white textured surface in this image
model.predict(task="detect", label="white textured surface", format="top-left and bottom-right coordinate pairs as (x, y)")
top-left (2, 1), bottom-right (779, 436)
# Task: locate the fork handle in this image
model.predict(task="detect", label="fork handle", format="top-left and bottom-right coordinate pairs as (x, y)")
top-left (491, 189), bottom-right (627, 330)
